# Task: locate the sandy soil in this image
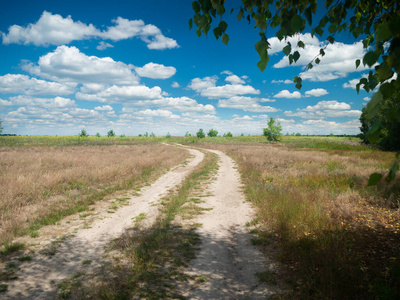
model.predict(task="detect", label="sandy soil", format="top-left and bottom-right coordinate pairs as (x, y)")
top-left (2, 147), bottom-right (204, 299)
top-left (177, 149), bottom-right (281, 299)
top-left (2, 145), bottom-right (281, 299)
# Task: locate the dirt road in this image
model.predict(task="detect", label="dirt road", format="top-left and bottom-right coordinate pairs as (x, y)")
top-left (3, 147), bottom-right (204, 299)
top-left (177, 149), bottom-right (279, 299)
top-left (2, 145), bottom-right (279, 299)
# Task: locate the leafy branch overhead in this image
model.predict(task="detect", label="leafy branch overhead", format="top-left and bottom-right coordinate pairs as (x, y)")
top-left (190, 0), bottom-right (400, 182)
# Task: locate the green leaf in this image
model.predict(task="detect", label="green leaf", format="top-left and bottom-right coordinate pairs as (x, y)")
top-left (328, 24), bottom-right (336, 34)
top-left (219, 21), bottom-right (228, 32)
top-left (189, 19), bottom-right (193, 30)
top-left (283, 42), bottom-right (291, 55)
top-left (327, 36), bottom-right (335, 44)
top-left (315, 58), bottom-right (321, 64)
top-left (196, 28), bottom-right (202, 37)
top-left (238, 7), bottom-right (244, 21)
top-left (213, 27), bottom-right (222, 39)
top-left (297, 41), bottom-right (305, 49)
top-left (291, 15), bottom-right (303, 33)
top-left (293, 51), bottom-right (300, 63)
top-left (320, 49), bottom-right (325, 56)
top-left (192, 1), bottom-right (201, 13)
top-left (368, 173), bottom-right (383, 186)
top-left (293, 76), bottom-right (302, 90)
top-left (257, 55), bottom-right (269, 72)
top-left (355, 59), bottom-right (360, 69)
top-left (222, 33), bottom-right (229, 46)
top-left (375, 22), bottom-right (392, 42)
top-left (365, 120), bottom-right (382, 144)
top-left (363, 51), bottom-right (380, 67)
top-left (305, 6), bottom-right (312, 26)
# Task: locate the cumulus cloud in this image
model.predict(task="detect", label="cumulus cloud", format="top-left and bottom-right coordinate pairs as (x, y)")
top-left (0, 74), bottom-right (74, 95)
top-left (94, 105), bottom-right (113, 111)
top-left (134, 62), bottom-right (176, 79)
top-left (284, 100), bottom-right (361, 119)
top-left (217, 96), bottom-right (278, 113)
top-left (268, 33), bottom-right (320, 55)
top-left (171, 81), bottom-right (180, 88)
top-left (200, 84), bottom-right (260, 98)
top-left (271, 79), bottom-right (293, 84)
top-left (1, 11), bottom-right (178, 50)
top-left (22, 46), bottom-right (139, 86)
top-left (188, 76), bottom-right (218, 91)
top-left (304, 88), bottom-right (329, 97)
top-left (76, 85), bottom-right (163, 103)
top-left (270, 33), bottom-right (370, 82)
top-left (273, 90), bottom-right (301, 98)
top-left (225, 74), bottom-right (245, 84)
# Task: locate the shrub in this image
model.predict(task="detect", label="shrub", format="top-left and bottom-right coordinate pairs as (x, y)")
top-left (263, 117), bottom-right (282, 142)
top-left (207, 128), bottom-right (218, 137)
top-left (79, 129), bottom-right (89, 137)
top-left (107, 130), bottom-right (115, 137)
top-left (196, 129), bottom-right (205, 138)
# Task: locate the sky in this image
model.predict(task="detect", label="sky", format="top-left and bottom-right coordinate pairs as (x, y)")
top-left (0, 0), bottom-right (374, 136)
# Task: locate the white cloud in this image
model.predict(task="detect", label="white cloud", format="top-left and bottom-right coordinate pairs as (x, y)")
top-left (94, 105), bottom-right (113, 111)
top-left (1, 11), bottom-right (179, 50)
top-left (304, 88), bottom-right (328, 97)
top-left (8, 95), bottom-right (76, 108)
top-left (273, 90), bottom-right (301, 98)
top-left (200, 84), bottom-right (260, 98)
top-left (272, 34), bottom-right (370, 82)
top-left (271, 79), bottom-right (293, 84)
top-left (188, 76), bottom-right (217, 91)
top-left (171, 81), bottom-right (180, 88)
top-left (284, 100), bottom-right (361, 119)
top-left (363, 97), bottom-right (371, 101)
top-left (268, 33), bottom-right (320, 55)
top-left (76, 85), bottom-right (163, 103)
top-left (217, 96), bottom-right (278, 113)
top-left (134, 62), bottom-right (176, 79)
top-left (0, 74), bottom-right (74, 95)
top-left (23, 46), bottom-right (139, 86)
top-left (96, 41), bottom-right (114, 50)
top-left (0, 99), bottom-right (13, 106)
top-left (225, 74), bottom-right (245, 84)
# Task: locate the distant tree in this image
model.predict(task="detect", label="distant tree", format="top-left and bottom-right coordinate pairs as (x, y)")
top-left (107, 130), bottom-right (115, 137)
top-left (295, 132), bottom-right (302, 136)
top-left (166, 132), bottom-right (171, 138)
top-left (144, 132), bottom-right (149, 137)
top-left (95, 132), bottom-right (101, 137)
top-left (138, 134), bottom-right (142, 137)
top-left (0, 118), bottom-right (3, 134)
top-left (150, 132), bottom-right (156, 137)
top-left (329, 133), bottom-right (335, 137)
top-left (185, 131), bottom-right (191, 137)
top-left (226, 131), bottom-right (233, 137)
top-left (207, 128), bottom-right (218, 137)
top-left (79, 129), bottom-right (89, 137)
top-left (196, 128), bottom-right (206, 138)
top-left (240, 133), bottom-right (244, 136)
top-left (120, 134), bottom-right (126, 137)
top-left (263, 117), bottom-right (282, 142)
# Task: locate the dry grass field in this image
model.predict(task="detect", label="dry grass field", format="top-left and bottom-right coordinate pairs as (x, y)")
top-left (0, 143), bottom-right (187, 246)
top-left (197, 141), bottom-right (400, 298)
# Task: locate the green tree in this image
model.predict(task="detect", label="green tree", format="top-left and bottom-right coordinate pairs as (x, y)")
top-left (0, 118), bottom-right (3, 135)
top-left (166, 132), bottom-right (171, 138)
top-left (190, 0), bottom-right (399, 182)
top-left (263, 117), bottom-right (282, 142)
top-left (207, 128), bottom-right (218, 137)
top-left (79, 128), bottom-right (89, 137)
top-left (226, 131), bottom-right (233, 137)
top-left (107, 129), bottom-right (115, 137)
top-left (197, 128), bottom-right (206, 138)
top-left (150, 132), bottom-right (156, 137)
top-left (95, 132), bottom-right (101, 137)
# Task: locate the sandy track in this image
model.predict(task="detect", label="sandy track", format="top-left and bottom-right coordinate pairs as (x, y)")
top-left (3, 147), bottom-right (204, 299)
top-left (178, 149), bottom-right (280, 299)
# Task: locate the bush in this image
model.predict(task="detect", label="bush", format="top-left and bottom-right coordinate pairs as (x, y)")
top-left (79, 129), bottom-right (89, 137)
top-left (107, 130), bottom-right (116, 137)
top-left (263, 117), bottom-right (282, 142)
top-left (196, 129), bottom-right (205, 138)
top-left (207, 128), bottom-right (218, 137)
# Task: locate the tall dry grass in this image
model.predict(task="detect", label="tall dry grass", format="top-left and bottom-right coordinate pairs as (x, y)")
top-left (200, 142), bottom-right (400, 299)
top-left (0, 144), bottom-right (187, 246)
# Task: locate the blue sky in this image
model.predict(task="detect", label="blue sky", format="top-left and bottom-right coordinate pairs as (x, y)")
top-left (0, 0), bottom-right (374, 136)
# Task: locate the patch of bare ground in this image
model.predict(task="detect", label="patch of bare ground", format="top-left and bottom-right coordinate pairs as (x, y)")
top-left (0, 144), bottom-right (187, 245)
top-left (0, 146), bottom-right (203, 299)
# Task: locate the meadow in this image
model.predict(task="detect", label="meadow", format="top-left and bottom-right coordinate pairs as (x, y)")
top-left (0, 138), bottom-right (187, 246)
top-left (0, 134), bottom-right (399, 298)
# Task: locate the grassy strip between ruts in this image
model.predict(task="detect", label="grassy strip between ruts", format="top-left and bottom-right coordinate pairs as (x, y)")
top-left (59, 149), bottom-right (219, 299)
